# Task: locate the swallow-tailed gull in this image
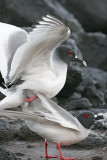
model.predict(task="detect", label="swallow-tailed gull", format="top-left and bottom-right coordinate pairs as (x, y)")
top-left (0, 90), bottom-right (103, 160)
top-left (0, 15), bottom-right (86, 110)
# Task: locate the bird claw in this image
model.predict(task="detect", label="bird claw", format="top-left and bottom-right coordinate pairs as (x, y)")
top-left (45, 155), bottom-right (57, 158)
top-left (61, 157), bottom-right (76, 160)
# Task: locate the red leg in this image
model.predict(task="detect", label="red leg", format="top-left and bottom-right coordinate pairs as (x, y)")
top-left (45, 140), bottom-right (57, 158)
top-left (57, 143), bottom-right (76, 160)
top-left (25, 96), bottom-right (38, 102)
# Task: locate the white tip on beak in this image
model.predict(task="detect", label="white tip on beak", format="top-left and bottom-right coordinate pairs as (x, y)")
top-left (75, 55), bottom-right (78, 58)
top-left (82, 60), bottom-right (87, 67)
top-left (94, 115), bottom-right (97, 118)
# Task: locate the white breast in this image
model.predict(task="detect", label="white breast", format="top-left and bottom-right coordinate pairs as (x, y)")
top-left (18, 62), bottom-right (67, 98)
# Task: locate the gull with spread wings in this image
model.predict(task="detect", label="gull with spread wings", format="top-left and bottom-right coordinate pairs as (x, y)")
top-left (0, 15), bottom-right (86, 110)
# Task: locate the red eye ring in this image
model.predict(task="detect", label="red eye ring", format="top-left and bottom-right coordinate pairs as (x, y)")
top-left (84, 114), bottom-right (89, 118)
top-left (68, 51), bottom-right (74, 55)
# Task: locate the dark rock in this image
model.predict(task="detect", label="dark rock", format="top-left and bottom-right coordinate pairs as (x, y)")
top-left (0, 146), bottom-right (17, 160)
top-left (57, 63), bottom-right (82, 100)
top-left (82, 86), bottom-right (105, 106)
top-left (0, 0), bottom-right (83, 33)
top-left (0, 120), bottom-right (14, 141)
top-left (26, 145), bottom-right (35, 149)
top-left (92, 156), bottom-right (103, 160)
top-left (72, 32), bottom-right (107, 71)
top-left (104, 91), bottom-right (107, 104)
top-left (92, 119), bottom-right (107, 130)
top-left (59, 0), bottom-right (107, 34)
top-left (77, 67), bottom-right (107, 107)
top-left (45, 0), bottom-right (84, 33)
top-left (77, 67), bottom-right (107, 91)
top-left (15, 152), bottom-right (25, 157)
top-left (27, 158), bottom-right (32, 160)
top-left (17, 123), bottom-right (41, 141)
top-left (72, 133), bottom-right (107, 148)
top-left (52, 96), bottom-right (59, 104)
top-left (90, 108), bottom-right (107, 115)
top-left (22, 27), bottom-right (32, 33)
top-left (65, 97), bottom-right (92, 110)
top-left (71, 108), bottom-right (107, 118)
top-left (0, 92), bottom-right (5, 100)
top-left (69, 92), bottom-right (81, 100)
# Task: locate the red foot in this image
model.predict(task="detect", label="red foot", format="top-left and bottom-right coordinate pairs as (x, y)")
top-left (45, 140), bottom-right (57, 158)
top-left (57, 143), bottom-right (76, 160)
top-left (25, 96), bottom-right (38, 102)
top-left (61, 157), bottom-right (76, 160)
top-left (45, 155), bottom-right (58, 158)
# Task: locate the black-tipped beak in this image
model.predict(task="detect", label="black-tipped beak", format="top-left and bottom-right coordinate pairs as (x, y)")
top-left (73, 56), bottom-right (87, 67)
top-left (94, 115), bottom-right (104, 120)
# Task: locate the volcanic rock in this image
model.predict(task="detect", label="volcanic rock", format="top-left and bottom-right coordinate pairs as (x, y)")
top-left (77, 67), bottom-right (107, 107)
top-left (0, 120), bottom-right (14, 141)
top-left (0, 146), bottom-right (17, 160)
top-left (0, 0), bottom-right (83, 33)
top-left (57, 63), bottom-right (82, 100)
top-left (72, 133), bottom-right (107, 148)
top-left (59, 0), bottom-right (107, 34)
top-left (65, 97), bottom-right (92, 110)
top-left (17, 123), bottom-right (41, 141)
top-left (72, 32), bottom-right (107, 71)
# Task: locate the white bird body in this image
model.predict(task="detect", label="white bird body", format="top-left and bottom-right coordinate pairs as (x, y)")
top-left (0, 90), bottom-right (90, 146)
top-left (0, 15), bottom-right (70, 110)
top-left (0, 90), bottom-right (96, 159)
top-left (27, 118), bottom-right (89, 146)
top-left (17, 52), bottom-right (67, 98)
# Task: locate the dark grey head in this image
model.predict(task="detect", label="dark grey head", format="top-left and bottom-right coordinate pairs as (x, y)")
top-left (76, 111), bottom-right (103, 129)
top-left (56, 45), bottom-right (87, 66)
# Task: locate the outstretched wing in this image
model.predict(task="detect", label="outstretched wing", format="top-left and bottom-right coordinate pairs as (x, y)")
top-left (0, 22), bottom-right (27, 83)
top-left (8, 15), bottom-right (71, 84)
top-left (35, 91), bottom-right (80, 131)
top-left (0, 88), bottom-right (80, 131)
top-left (0, 90), bottom-right (80, 131)
top-left (0, 110), bottom-right (45, 122)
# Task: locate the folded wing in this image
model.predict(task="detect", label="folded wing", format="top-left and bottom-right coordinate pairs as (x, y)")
top-left (35, 91), bottom-right (80, 131)
top-left (0, 89), bottom-right (80, 131)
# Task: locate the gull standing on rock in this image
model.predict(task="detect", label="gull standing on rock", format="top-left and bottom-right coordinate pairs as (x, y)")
top-left (0, 90), bottom-right (103, 160)
top-left (0, 15), bottom-right (86, 110)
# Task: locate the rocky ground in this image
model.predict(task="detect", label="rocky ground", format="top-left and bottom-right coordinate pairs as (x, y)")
top-left (0, 0), bottom-right (107, 160)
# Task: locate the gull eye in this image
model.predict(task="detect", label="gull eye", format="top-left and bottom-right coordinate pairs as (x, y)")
top-left (84, 114), bottom-right (89, 118)
top-left (68, 51), bottom-right (74, 55)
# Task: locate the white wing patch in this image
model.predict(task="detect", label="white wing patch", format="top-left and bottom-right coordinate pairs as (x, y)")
top-left (0, 22), bottom-right (27, 82)
top-left (28, 15), bottom-right (70, 42)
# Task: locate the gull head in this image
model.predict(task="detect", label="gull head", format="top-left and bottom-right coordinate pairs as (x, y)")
top-left (76, 111), bottom-right (104, 129)
top-left (57, 45), bottom-right (87, 66)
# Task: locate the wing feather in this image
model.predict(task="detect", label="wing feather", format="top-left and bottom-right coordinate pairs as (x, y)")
top-left (0, 22), bottom-right (27, 83)
top-left (35, 92), bottom-right (80, 131)
top-left (8, 15), bottom-right (70, 84)
top-left (0, 89), bottom-right (80, 131)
